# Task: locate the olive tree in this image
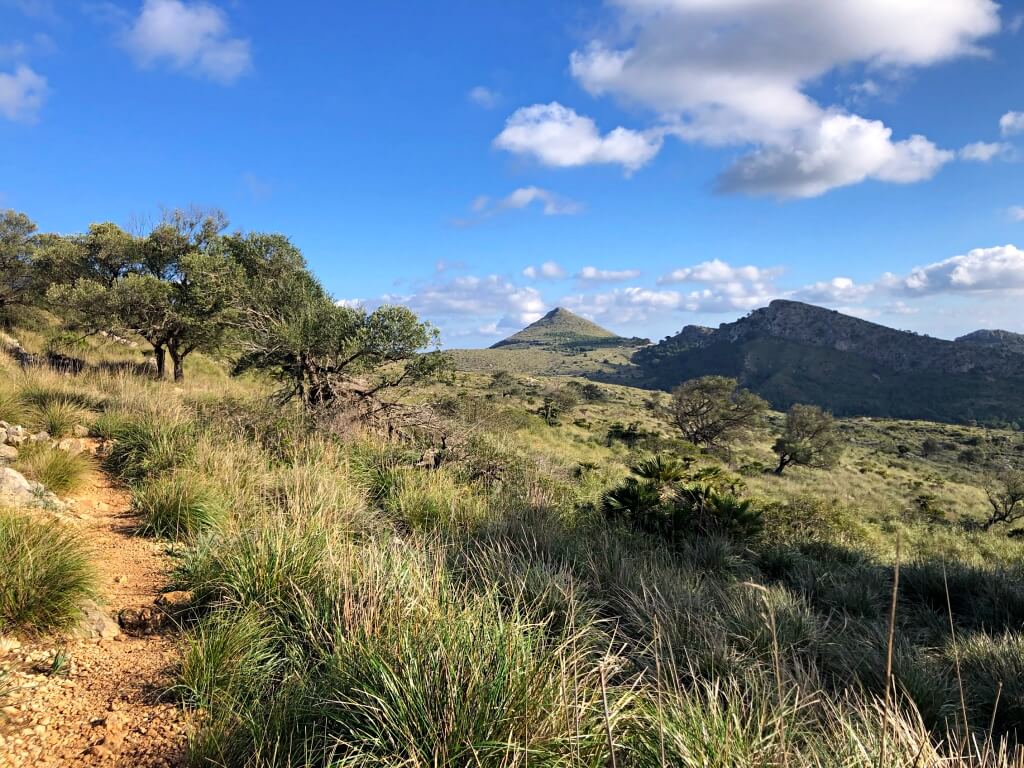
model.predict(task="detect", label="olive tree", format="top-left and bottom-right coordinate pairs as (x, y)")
top-left (49, 210), bottom-right (238, 380)
top-left (226, 232), bottom-right (445, 410)
top-left (772, 404), bottom-right (842, 475)
top-left (0, 210), bottom-right (40, 325)
top-left (981, 469), bottom-right (1024, 531)
top-left (668, 375), bottom-right (767, 452)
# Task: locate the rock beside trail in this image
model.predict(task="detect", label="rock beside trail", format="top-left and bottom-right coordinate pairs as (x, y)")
top-left (75, 603), bottom-right (121, 641)
top-left (0, 466), bottom-right (68, 512)
top-left (0, 444), bottom-right (17, 462)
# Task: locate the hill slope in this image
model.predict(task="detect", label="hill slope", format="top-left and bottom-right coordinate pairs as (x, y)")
top-left (449, 308), bottom-right (649, 377)
top-left (634, 300), bottom-right (1024, 424)
top-left (490, 307), bottom-right (626, 349)
top-left (956, 329), bottom-right (1024, 354)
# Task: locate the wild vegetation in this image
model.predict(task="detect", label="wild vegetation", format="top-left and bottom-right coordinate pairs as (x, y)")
top-left (2, 207), bottom-right (1024, 765)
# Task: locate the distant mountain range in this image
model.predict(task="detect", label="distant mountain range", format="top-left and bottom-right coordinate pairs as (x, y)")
top-left (632, 300), bottom-right (1024, 424)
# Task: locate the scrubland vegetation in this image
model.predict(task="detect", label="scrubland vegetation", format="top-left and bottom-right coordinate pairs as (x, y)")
top-left (3, 207), bottom-right (1024, 765)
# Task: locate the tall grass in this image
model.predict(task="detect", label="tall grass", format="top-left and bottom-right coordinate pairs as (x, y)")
top-left (29, 398), bottom-right (91, 437)
top-left (133, 472), bottom-right (227, 540)
top-left (14, 442), bottom-right (93, 495)
top-left (0, 508), bottom-right (96, 633)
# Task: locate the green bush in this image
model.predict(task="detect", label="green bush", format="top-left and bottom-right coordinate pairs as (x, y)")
top-left (0, 509), bottom-right (96, 633)
top-left (134, 473), bottom-right (227, 540)
top-left (14, 443), bottom-right (93, 495)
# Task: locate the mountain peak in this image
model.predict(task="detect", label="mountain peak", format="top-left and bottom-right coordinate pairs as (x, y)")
top-left (490, 307), bottom-right (621, 349)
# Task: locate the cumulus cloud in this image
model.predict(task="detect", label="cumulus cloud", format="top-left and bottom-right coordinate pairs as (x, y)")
top-left (383, 275), bottom-right (547, 333)
top-left (467, 187), bottom-right (583, 222)
top-left (562, 287), bottom-right (683, 324)
top-left (658, 259), bottom-right (780, 285)
top-left (124, 0), bottom-right (252, 84)
top-left (794, 276), bottom-right (875, 304)
top-left (887, 245), bottom-right (1024, 295)
top-left (959, 141), bottom-right (1011, 162)
top-left (522, 261), bottom-right (567, 280)
top-left (468, 85), bottom-right (499, 108)
top-left (0, 64), bottom-right (47, 122)
top-left (494, 102), bottom-right (663, 172)
top-left (1000, 111), bottom-right (1024, 137)
top-left (335, 298), bottom-right (364, 309)
top-left (716, 114), bottom-right (952, 199)
top-left (655, 259), bottom-right (782, 311)
top-left (1009, 206), bottom-right (1024, 222)
top-left (576, 266), bottom-right (642, 282)
top-left (564, 0), bottom-right (996, 196)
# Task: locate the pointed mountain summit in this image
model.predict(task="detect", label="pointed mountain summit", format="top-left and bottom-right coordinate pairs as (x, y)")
top-left (490, 307), bottom-right (622, 349)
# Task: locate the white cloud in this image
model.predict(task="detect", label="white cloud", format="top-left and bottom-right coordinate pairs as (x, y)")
top-left (888, 245), bottom-right (1024, 295)
top-left (483, 187), bottom-right (583, 218)
top-left (1000, 111), bottom-right (1024, 137)
top-left (335, 298), bottom-right (364, 309)
top-left (564, 0), bottom-right (995, 196)
top-left (468, 85), bottom-right (499, 108)
top-left (385, 275), bottom-right (546, 329)
top-left (959, 141), bottom-right (1010, 162)
top-left (523, 261), bottom-right (567, 280)
top-left (658, 259), bottom-right (780, 285)
top-left (494, 102), bottom-right (663, 172)
top-left (0, 65), bottom-right (46, 122)
top-left (562, 287), bottom-right (683, 324)
top-left (576, 266), bottom-right (642, 282)
top-left (794, 276), bottom-right (875, 304)
top-left (124, 0), bottom-right (252, 84)
top-left (716, 114), bottom-right (952, 199)
top-left (1009, 206), bottom-right (1024, 222)
top-left (656, 258), bottom-right (782, 311)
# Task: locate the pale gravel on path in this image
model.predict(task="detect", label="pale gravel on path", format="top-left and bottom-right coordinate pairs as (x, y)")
top-left (0, 456), bottom-right (189, 767)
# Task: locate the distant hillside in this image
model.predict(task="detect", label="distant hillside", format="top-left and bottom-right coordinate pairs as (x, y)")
top-left (490, 307), bottom-right (645, 350)
top-left (956, 329), bottom-right (1024, 355)
top-left (450, 308), bottom-right (648, 377)
top-left (634, 300), bottom-right (1024, 425)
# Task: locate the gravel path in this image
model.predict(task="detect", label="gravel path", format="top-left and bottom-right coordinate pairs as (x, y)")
top-left (0, 459), bottom-right (189, 767)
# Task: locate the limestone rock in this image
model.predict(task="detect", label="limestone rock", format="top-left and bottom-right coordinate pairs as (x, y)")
top-left (75, 603), bottom-right (121, 640)
top-left (0, 444), bottom-right (16, 462)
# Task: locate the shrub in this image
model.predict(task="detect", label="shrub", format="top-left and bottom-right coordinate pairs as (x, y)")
top-left (102, 416), bottom-right (192, 484)
top-left (0, 509), bottom-right (96, 633)
top-left (134, 473), bottom-right (227, 540)
top-left (14, 443), bottom-right (92, 495)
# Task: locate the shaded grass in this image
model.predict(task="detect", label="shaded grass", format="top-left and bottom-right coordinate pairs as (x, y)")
top-left (0, 508), bottom-right (96, 634)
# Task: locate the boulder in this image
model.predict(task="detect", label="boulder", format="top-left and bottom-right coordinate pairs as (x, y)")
top-left (72, 424), bottom-right (90, 438)
top-left (0, 467), bottom-right (35, 506)
top-left (0, 444), bottom-right (16, 462)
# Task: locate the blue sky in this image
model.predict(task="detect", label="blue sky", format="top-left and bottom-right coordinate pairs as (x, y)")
top-left (2, 0), bottom-right (1023, 346)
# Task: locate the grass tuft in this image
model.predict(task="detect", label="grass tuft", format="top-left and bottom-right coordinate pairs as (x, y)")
top-left (14, 442), bottom-right (93, 495)
top-left (0, 508), bottom-right (96, 634)
top-left (134, 473), bottom-right (227, 540)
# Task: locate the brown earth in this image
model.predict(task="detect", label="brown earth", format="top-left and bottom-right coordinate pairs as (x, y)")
top-left (0, 457), bottom-right (189, 767)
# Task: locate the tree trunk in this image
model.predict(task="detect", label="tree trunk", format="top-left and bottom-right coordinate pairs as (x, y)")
top-left (169, 346), bottom-right (185, 382)
top-left (774, 456), bottom-right (788, 475)
top-left (153, 345), bottom-right (166, 379)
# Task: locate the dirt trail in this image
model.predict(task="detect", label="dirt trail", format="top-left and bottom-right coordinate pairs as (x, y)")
top-left (0, 460), bottom-right (189, 767)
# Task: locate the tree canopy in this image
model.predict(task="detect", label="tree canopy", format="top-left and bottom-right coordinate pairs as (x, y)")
top-left (667, 376), bottom-right (768, 452)
top-left (772, 404), bottom-right (842, 475)
top-left (48, 210), bottom-right (238, 380)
